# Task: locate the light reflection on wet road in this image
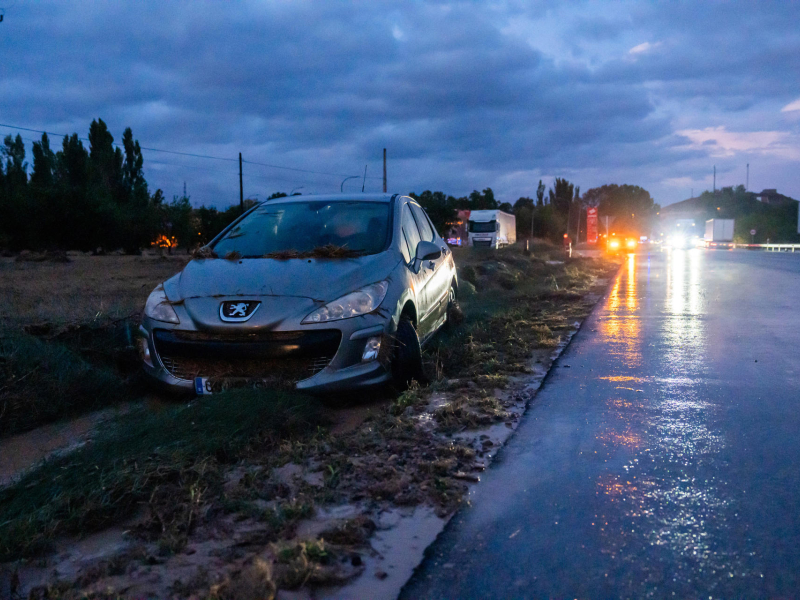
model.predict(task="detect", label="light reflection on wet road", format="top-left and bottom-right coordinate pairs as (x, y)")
top-left (402, 249), bottom-right (800, 598)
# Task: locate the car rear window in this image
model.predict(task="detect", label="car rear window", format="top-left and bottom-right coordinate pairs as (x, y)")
top-left (213, 201), bottom-right (391, 258)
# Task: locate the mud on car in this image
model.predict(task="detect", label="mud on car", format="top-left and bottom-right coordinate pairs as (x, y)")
top-left (137, 194), bottom-right (458, 394)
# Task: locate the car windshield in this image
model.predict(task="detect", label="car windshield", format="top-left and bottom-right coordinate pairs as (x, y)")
top-left (469, 220), bottom-right (496, 233)
top-left (213, 201), bottom-right (391, 258)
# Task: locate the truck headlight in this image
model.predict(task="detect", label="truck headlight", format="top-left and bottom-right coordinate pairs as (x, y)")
top-left (302, 281), bottom-right (389, 324)
top-left (144, 284), bottom-right (180, 324)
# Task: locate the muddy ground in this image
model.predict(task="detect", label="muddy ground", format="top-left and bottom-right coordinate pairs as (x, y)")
top-left (0, 245), bottom-right (617, 599)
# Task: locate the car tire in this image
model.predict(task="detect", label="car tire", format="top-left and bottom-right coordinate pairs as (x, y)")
top-left (444, 285), bottom-right (463, 329)
top-left (392, 317), bottom-right (425, 389)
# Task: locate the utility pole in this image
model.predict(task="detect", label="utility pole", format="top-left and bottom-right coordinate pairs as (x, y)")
top-left (383, 148), bottom-right (387, 193)
top-left (530, 204), bottom-right (534, 240)
top-left (746, 163), bottom-right (749, 191)
top-left (362, 165), bottom-right (367, 193)
top-left (239, 152), bottom-right (244, 213)
top-left (713, 165), bottom-right (716, 193)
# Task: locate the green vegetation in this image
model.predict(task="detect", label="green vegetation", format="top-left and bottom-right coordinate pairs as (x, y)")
top-left (0, 122), bottom-right (244, 253)
top-left (0, 389), bottom-right (326, 560)
top-left (0, 327), bottom-right (130, 437)
top-left (412, 180), bottom-right (585, 243)
top-left (428, 245), bottom-right (603, 381)
top-left (660, 185), bottom-right (800, 243)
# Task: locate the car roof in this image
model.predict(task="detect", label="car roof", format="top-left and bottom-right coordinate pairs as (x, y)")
top-left (264, 193), bottom-right (397, 205)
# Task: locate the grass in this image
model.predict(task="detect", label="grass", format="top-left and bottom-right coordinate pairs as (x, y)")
top-left (426, 245), bottom-right (612, 384)
top-left (0, 327), bottom-right (131, 437)
top-left (399, 244), bottom-right (619, 443)
top-left (0, 252), bottom-right (190, 436)
top-left (0, 388), bottom-right (326, 561)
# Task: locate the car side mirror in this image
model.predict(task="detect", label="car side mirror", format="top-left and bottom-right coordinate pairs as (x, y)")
top-left (416, 240), bottom-right (441, 261)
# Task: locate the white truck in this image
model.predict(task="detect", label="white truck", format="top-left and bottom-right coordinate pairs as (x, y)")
top-left (467, 210), bottom-right (516, 248)
top-left (704, 218), bottom-right (734, 242)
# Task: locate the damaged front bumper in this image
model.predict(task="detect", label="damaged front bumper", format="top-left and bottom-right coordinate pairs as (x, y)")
top-left (137, 319), bottom-right (393, 395)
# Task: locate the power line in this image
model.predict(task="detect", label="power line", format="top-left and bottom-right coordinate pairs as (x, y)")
top-left (0, 122), bottom-right (376, 180)
top-left (243, 158), bottom-right (380, 179)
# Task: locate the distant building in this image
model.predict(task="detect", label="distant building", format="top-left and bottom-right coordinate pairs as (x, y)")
top-left (754, 189), bottom-right (794, 205)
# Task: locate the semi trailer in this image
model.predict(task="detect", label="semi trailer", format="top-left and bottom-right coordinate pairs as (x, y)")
top-left (467, 210), bottom-right (516, 248)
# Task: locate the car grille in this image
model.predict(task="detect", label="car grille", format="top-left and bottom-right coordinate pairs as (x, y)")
top-left (157, 354), bottom-right (333, 383)
top-left (152, 328), bottom-right (340, 384)
top-left (473, 240), bottom-right (493, 248)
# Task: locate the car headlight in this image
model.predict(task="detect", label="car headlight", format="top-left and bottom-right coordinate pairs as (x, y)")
top-left (302, 281), bottom-right (389, 324)
top-left (144, 284), bottom-right (180, 324)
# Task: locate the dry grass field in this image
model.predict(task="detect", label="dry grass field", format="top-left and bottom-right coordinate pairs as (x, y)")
top-left (0, 252), bottom-right (191, 328)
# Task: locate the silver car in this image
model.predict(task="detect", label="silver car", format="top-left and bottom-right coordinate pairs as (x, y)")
top-left (137, 193), bottom-right (458, 394)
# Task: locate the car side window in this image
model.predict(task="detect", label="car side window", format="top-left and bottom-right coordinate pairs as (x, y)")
top-left (410, 203), bottom-right (435, 242)
top-left (402, 204), bottom-right (422, 261)
top-left (398, 223), bottom-right (412, 263)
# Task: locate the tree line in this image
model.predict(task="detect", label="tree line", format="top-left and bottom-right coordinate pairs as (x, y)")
top-left (412, 181), bottom-right (660, 243)
top-left (665, 185), bottom-right (800, 244)
top-left (1, 118), bottom-right (663, 252)
top-left (0, 120), bottom-right (244, 253)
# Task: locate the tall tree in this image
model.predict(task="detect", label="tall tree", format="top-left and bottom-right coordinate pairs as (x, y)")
top-left (30, 132), bottom-right (56, 189)
top-left (28, 133), bottom-right (58, 247)
top-left (467, 188), bottom-right (498, 210)
top-left (536, 180), bottom-right (545, 207)
top-left (122, 127), bottom-right (147, 205)
top-left (2, 134), bottom-right (27, 189)
top-left (54, 134), bottom-right (92, 249)
top-left (0, 135), bottom-right (29, 249)
top-left (582, 184), bottom-right (658, 236)
top-left (548, 178), bottom-right (575, 216)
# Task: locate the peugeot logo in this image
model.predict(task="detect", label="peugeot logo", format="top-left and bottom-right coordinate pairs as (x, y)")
top-left (220, 301), bottom-right (261, 322)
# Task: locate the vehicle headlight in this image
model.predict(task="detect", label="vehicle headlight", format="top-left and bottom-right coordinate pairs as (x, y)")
top-left (144, 284), bottom-right (180, 324)
top-left (302, 281), bottom-right (389, 324)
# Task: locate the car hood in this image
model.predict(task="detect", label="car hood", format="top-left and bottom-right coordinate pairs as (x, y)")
top-left (167, 252), bottom-right (399, 301)
top-left (160, 252), bottom-right (402, 331)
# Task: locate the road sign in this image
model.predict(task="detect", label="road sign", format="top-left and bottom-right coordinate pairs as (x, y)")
top-left (750, 229), bottom-right (757, 236)
top-left (587, 208), bottom-right (598, 244)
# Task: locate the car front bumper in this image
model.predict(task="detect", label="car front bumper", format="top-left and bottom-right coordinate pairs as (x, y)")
top-left (137, 318), bottom-right (393, 395)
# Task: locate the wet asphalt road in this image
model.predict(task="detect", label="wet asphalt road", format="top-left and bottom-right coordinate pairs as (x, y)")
top-left (402, 249), bottom-right (800, 599)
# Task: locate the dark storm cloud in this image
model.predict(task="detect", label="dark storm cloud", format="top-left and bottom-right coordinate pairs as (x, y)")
top-left (0, 0), bottom-right (798, 206)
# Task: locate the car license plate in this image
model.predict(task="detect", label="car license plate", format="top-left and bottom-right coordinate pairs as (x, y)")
top-left (195, 377), bottom-right (277, 395)
top-left (195, 377), bottom-right (213, 395)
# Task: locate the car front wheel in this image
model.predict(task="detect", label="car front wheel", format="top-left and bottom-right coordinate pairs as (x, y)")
top-left (392, 317), bottom-right (425, 389)
top-left (444, 284), bottom-right (463, 329)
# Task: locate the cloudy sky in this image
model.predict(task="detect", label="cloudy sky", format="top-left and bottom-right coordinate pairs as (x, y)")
top-left (1, 1), bottom-right (798, 208)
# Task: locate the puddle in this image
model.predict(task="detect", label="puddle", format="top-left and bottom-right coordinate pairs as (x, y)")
top-left (0, 404), bottom-right (130, 487)
top-left (318, 506), bottom-right (446, 600)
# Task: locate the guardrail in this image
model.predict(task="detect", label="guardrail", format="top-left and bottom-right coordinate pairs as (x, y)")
top-left (705, 242), bottom-right (800, 252)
